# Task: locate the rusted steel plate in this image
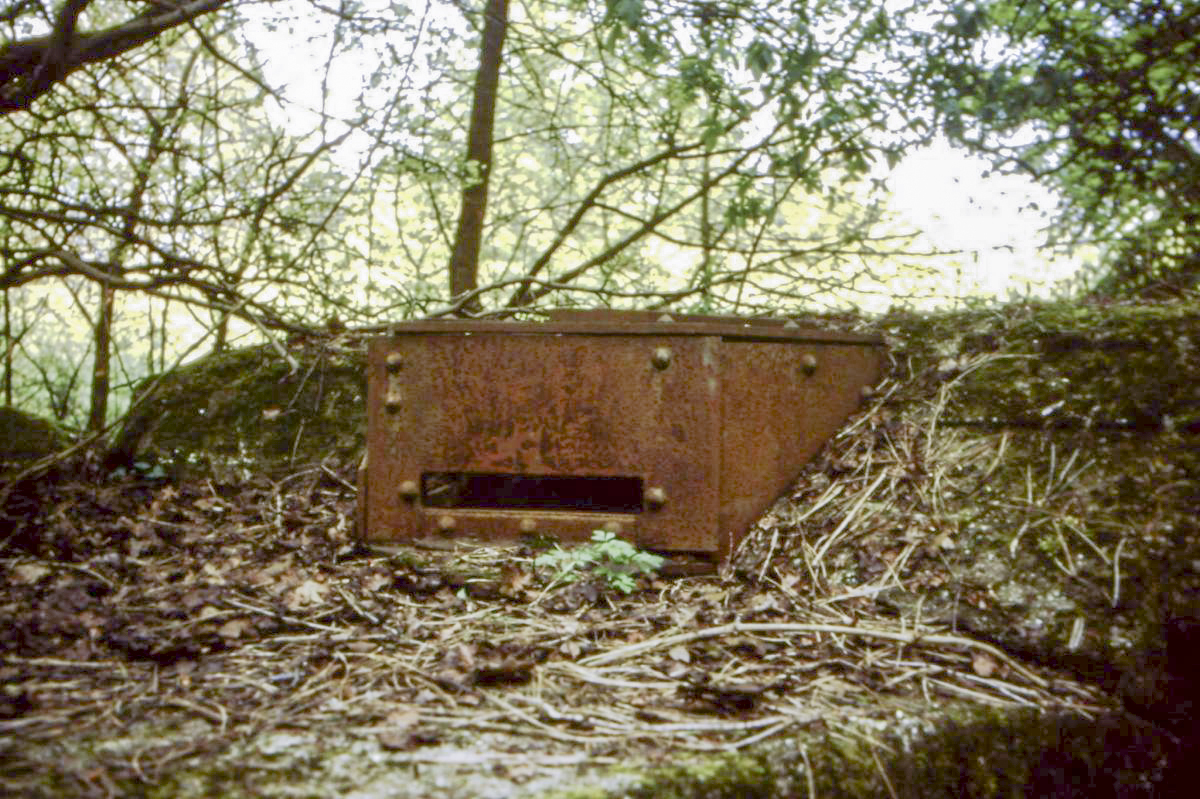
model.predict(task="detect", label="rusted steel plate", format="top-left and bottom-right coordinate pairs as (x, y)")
top-left (362, 313), bottom-right (885, 558)
top-left (388, 317), bottom-right (882, 345)
top-left (718, 341), bottom-right (885, 560)
top-left (366, 333), bottom-right (722, 551)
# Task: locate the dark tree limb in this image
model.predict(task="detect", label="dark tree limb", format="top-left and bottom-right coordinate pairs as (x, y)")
top-left (446, 0), bottom-right (508, 312)
top-left (0, 0), bottom-right (230, 113)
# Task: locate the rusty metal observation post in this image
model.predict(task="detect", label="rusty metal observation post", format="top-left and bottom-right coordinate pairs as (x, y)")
top-left (360, 311), bottom-right (885, 561)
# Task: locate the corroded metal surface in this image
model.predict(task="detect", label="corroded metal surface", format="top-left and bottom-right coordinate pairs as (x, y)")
top-left (717, 340), bottom-right (885, 560)
top-left (367, 333), bottom-right (721, 551)
top-left (362, 313), bottom-right (885, 558)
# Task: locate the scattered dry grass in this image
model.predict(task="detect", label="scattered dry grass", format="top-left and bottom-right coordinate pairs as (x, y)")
top-left (2, 347), bottom-right (1148, 794)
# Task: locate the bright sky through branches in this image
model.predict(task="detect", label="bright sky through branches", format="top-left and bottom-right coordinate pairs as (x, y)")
top-left (887, 138), bottom-right (1086, 303)
top-left (245, 0), bottom-right (1085, 309)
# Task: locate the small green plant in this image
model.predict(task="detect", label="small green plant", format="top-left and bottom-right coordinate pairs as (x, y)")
top-left (534, 530), bottom-right (664, 594)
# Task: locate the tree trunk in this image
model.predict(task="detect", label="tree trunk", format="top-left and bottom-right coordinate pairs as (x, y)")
top-left (87, 284), bottom-right (114, 432)
top-left (447, 0), bottom-right (509, 313)
top-left (3, 288), bottom-right (11, 407)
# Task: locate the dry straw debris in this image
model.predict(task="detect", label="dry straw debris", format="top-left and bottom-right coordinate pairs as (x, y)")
top-left (1, 349), bottom-right (1118, 793)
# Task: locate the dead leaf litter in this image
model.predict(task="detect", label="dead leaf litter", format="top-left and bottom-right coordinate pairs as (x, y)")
top-left (1, 360), bottom-right (1116, 792)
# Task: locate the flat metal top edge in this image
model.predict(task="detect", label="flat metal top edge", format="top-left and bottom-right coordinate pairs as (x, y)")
top-left (378, 320), bottom-right (884, 345)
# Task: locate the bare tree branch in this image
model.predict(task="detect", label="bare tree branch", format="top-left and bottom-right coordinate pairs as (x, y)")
top-left (0, 0), bottom-right (230, 113)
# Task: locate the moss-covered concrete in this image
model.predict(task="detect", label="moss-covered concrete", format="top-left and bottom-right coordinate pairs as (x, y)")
top-left (878, 300), bottom-right (1199, 429)
top-left (864, 299), bottom-right (1199, 679)
top-left (110, 342), bottom-right (366, 478)
top-left (0, 405), bottom-right (71, 472)
top-left (14, 700), bottom-right (1174, 799)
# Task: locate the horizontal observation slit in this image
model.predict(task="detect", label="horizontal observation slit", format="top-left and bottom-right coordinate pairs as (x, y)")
top-left (420, 472), bottom-right (645, 513)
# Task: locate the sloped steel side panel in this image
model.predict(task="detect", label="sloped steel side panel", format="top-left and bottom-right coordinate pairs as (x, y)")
top-left (366, 334), bottom-right (722, 551)
top-left (718, 341), bottom-right (885, 558)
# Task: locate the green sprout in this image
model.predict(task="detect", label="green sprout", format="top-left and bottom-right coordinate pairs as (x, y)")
top-left (534, 530), bottom-right (665, 594)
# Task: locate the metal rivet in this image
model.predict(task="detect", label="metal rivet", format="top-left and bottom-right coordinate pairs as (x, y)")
top-left (651, 347), bottom-right (672, 370)
top-left (602, 521), bottom-right (622, 535)
top-left (399, 480), bottom-right (419, 500)
top-left (385, 352), bottom-right (404, 372)
top-left (645, 487), bottom-right (667, 509)
top-left (801, 354), bottom-right (818, 375)
top-left (437, 515), bottom-right (456, 533)
top-left (519, 517), bottom-right (537, 534)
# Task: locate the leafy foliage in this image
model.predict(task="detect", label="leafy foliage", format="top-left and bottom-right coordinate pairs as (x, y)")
top-left (916, 0), bottom-right (1200, 296)
top-left (2, 0), bottom-right (944, 425)
top-left (534, 530), bottom-right (664, 594)
top-left (1, 5), bottom-right (365, 424)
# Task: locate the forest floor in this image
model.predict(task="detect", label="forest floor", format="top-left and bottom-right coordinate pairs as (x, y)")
top-left (0, 436), bottom-right (1110, 796)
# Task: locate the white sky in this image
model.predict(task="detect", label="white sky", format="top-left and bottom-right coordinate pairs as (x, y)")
top-left (887, 138), bottom-right (1085, 300)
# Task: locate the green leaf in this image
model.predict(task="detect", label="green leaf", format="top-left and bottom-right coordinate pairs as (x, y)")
top-left (604, 24), bottom-right (621, 51)
top-left (637, 29), bottom-right (665, 62)
top-left (701, 115), bottom-right (723, 149)
top-left (783, 46), bottom-right (819, 81)
top-left (613, 0), bottom-right (643, 29)
top-left (536, 530), bottom-right (662, 594)
top-left (746, 39), bottom-right (774, 79)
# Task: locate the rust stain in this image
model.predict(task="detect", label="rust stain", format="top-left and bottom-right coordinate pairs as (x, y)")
top-left (363, 313), bottom-right (884, 560)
